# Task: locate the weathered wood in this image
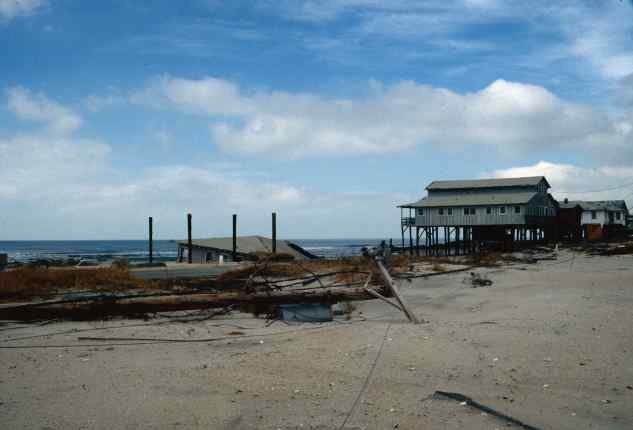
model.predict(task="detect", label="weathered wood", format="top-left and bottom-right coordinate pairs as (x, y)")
top-left (272, 212), bottom-right (277, 254)
top-left (148, 216), bottom-right (153, 264)
top-left (0, 286), bottom-right (378, 322)
top-left (232, 214), bottom-right (237, 260)
top-left (375, 260), bottom-right (420, 324)
top-left (363, 287), bottom-right (403, 311)
top-left (187, 213), bottom-right (193, 264)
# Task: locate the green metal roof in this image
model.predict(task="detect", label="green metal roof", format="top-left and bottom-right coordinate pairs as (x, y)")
top-left (565, 200), bottom-right (628, 212)
top-left (426, 176), bottom-right (548, 191)
top-left (400, 191), bottom-right (538, 208)
top-left (176, 235), bottom-right (308, 259)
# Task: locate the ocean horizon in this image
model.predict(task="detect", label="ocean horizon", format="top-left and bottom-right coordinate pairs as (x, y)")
top-left (0, 238), bottom-right (405, 263)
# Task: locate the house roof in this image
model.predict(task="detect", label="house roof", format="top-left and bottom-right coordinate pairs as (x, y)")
top-left (400, 191), bottom-right (538, 208)
top-left (558, 200), bottom-right (583, 209)
top-left (566, 200), bottom-right (629, 212)
top-left (176, 235), bottom-right (311, 259)
top-left (426, 176), bottom-right (548, 191)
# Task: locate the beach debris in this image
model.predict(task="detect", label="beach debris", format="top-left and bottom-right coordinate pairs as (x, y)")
top-left (434, 390), bottom-right (543, 430)
top-left (278, 303), bottom-right (333, 322)
top-left (470, 272), bottom-right (493, 287)
top-left (0, 253), bottom-right (419, 322)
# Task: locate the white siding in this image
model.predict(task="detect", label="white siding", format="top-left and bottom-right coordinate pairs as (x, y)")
top-left (611, 211), bottom-right (627, 226)
top-left (416, 205), bottom-right (526, 226)
top-left (581, 210), bottom-right (607, 226)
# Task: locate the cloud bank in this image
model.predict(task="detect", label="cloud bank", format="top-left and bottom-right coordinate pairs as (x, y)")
top-left (137, 76), bottom-right (631, 161)
top-left (0, 0), bottom-right (45, 22)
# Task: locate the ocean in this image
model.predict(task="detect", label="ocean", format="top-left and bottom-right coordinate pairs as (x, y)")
top-left (0, 239), bottom-right (402, 263)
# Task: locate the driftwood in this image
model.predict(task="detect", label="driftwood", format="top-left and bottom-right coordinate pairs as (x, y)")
top-left (0, 285), bottom-right (379, 321)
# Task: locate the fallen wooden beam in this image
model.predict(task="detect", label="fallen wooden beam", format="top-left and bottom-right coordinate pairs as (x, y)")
top-left (0, 285), bottom-right (381, 322)
top-left (376, 259), bottom-right (420, 324)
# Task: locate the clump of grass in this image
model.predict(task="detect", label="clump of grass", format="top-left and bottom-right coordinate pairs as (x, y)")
top-left (0, 266), bottom-right (158, 302)
top-left (431, 263), bottom-right (446, 272)
top-left (217, 257), bottom-right (377, 285)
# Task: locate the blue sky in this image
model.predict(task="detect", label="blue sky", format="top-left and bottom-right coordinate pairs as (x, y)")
top-left (1, 0), bottom-right (633, 240)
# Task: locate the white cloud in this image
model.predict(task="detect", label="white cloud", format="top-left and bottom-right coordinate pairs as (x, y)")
top-left (490, 161), bottom-right (633, 206)
top-left (137, 76), bottom-right (632, 161)
top-left (0, 86), bottom-right (411, 239)
top-left (133, 76), bottom-right (249, 116)
top-left (0, 134), bottom-right (111, 200)
top-left (0, 0), bottom-right (45, 22)
top-left (83, 93), bottom-right (126, 112)
top-left (6, 87), bottom-right (82, 134)
top-left (554, 2), bottom-right (633, 80)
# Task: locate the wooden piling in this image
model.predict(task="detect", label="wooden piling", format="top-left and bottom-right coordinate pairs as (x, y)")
top-left (148, 216), bottom-right (153, 264)
top-left (272, 212), bottom-right (277, 254)
top-left (232, 214), bottom-right (237, 260)
top-left (187, 213), bottom-right (192, 264)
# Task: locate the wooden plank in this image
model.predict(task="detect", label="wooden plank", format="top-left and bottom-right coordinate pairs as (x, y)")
top-left (375, 260), bottom-right (420, 324)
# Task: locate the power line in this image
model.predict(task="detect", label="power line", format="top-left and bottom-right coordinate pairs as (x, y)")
top-left (556, 180), bottom-right (633, 194)
top-left (337, 323), bottom-right (391, 430)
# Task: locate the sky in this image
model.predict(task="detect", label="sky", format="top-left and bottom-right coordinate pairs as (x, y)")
top-left (1, 0), bottom-right (633, 240)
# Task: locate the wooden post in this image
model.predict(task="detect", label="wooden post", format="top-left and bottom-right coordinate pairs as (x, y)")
top-left (148, 216), bottom-right (153, 264)
top-left (400, 208), bottom-right (405, 251)
top-left (272, 212), bottom-right (277, 253)
top-left (408, 209), bottom-right (413, 255)
top-left (426, 228), bottom-right (430, 256)
top-left (376, 259), bottom-right (420, 324)
top-left (187, 213), bottom-right (192, 264)
top-left (455, 227), bottom-right (459, 256)
top-left (415, 227), bottom-right (420, 256)
top-left (445, 227), bottom-right (449, 256)
top-left (232, 214), bottom-right (237, 260)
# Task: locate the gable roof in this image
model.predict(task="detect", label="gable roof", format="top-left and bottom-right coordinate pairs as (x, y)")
top-left (400, 191), bottom-right (538, 208)
top-left (176, 235), bottom-right (311, 259)
top-left (567, 200), bottom-right (629, 212)
top-left (558, 200), bottom-right (583, 209)
top-left (426, 176), bottom-right (548, 191)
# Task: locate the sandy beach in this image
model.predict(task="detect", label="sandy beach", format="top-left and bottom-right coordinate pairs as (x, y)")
top-left (1, 248), bottom-right (632, 429)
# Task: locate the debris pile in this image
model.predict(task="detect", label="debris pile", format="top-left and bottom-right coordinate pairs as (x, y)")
top-left (0, 256), bottom-right (409, 322)
top-left (469, 272), bottom-right (493, 288)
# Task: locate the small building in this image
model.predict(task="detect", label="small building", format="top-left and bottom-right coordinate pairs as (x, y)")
top-left (562, 200), bottom-right (629, 240)
top-left (399, 176), bottom-right (558, 254)
top-left (176, 235), bottom-right (315, 263)
top-left (557, 199), bottom-right (583, 241)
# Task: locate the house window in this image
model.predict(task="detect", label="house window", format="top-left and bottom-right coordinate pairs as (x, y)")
top-left (438, 208), bottom-right (444, 215)
top-left (616, 212), bottom-right (621, 220)
top-left (469, 208), bottom-right (476, 215)
top-left (591, 210), bottom-right (597, 219)
top-left (464, 208), bottom-right (469, 215)
top-left (418, 208), bottom-right (423, 216)
top-left (515, 206), bottom-right (521, 214)
top-left (486, 207), bottom-right (492, 214)
top-left (500, 206), bottom-right (506, 214)
top-left (447, 208), bottom-right (453, 215)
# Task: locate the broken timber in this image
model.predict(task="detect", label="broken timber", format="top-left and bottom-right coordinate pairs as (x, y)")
top-left (375, 259), bottom-right (420, 324)
top-left (0, 285), bottom-right (379, 322)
